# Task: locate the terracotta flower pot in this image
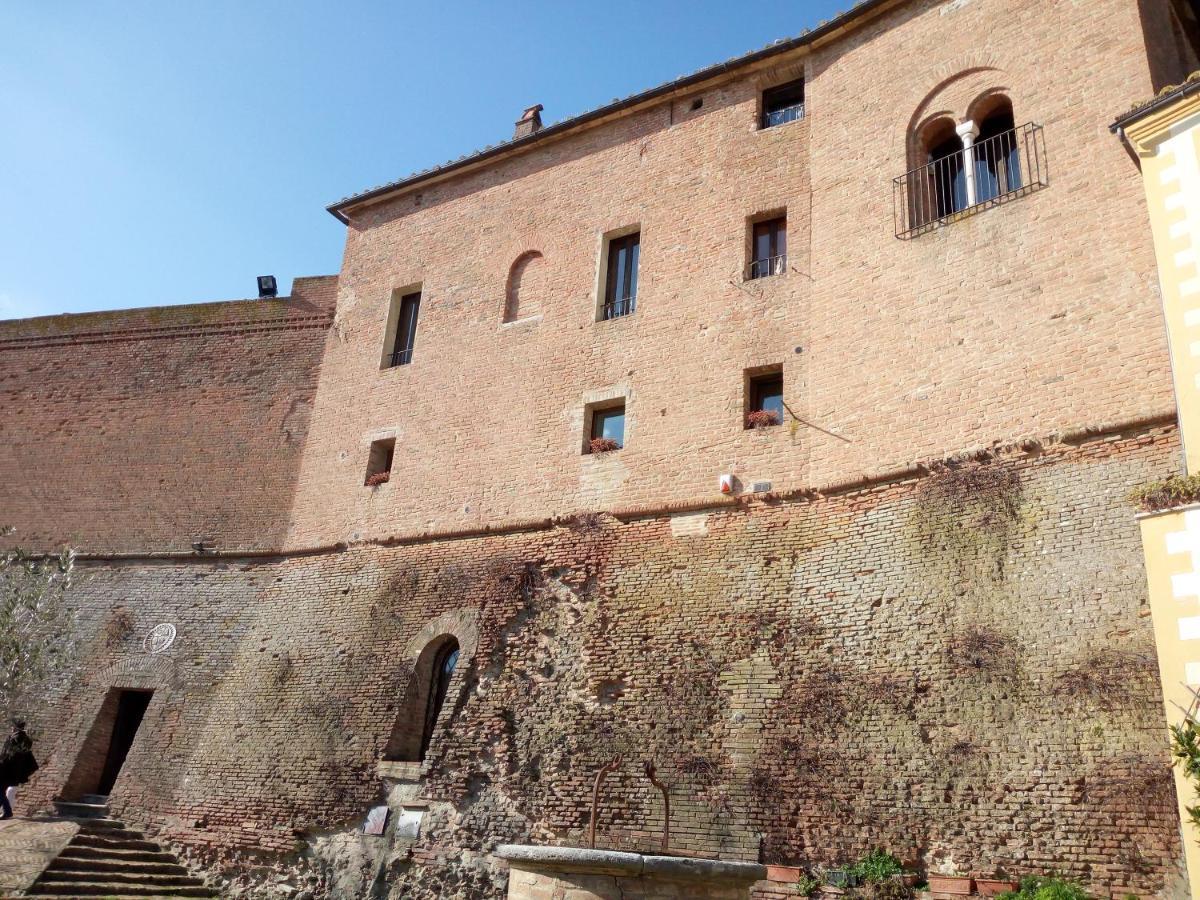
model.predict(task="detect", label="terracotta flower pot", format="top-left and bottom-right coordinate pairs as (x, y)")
top-left (928, 875), bottom-right (973, 895)
top-left (975, 879), bottom-right (1019, 897)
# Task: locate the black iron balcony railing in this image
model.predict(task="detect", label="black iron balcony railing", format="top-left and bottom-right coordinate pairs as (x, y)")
top-left (389, 346), bottom-right (414, 367)
top-left (603, 294), bottom-right (636, 320)
top-left (893, 122), bottom-right (1048, 239)
top-left (747, 254), bottom-right (787, 280)
top-left (763, 102), bottom-right (805, 129)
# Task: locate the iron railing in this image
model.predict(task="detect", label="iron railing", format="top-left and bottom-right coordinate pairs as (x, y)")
top-left (389, 347), bottom-right (414, 367)
top-left (747, 254), bottom-right (787, 280)
top-left (763, 102), bottom-right (805, 129)
top-left (603, 294), bottom-right (636, 320)
top-left (893, 122), bottom-right (1047, 239)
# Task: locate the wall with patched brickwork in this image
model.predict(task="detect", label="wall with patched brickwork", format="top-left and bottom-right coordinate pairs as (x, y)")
top-left (0, 276), bottom-right (336, 553)
top-left (286, 0), bottom-right (1176, 550)
top-left (19, 427), bottom-right (1186, 898)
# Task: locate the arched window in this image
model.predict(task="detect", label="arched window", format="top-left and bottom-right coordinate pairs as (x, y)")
top-left (383, 635), bottom-right (462, 763)
top-left (915, 118), bottom-right (966, 225)
top-left (419, 638), bottom-right (459, 759)
top-left (973, 98), bottom-right (1021, 204)
top-left (503, 251), bottom-right (544, 323)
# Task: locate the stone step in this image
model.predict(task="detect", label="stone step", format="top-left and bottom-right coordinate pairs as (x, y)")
top-left (72, 832), bottom-right (163, 852)
top-left (27, 882), bottom-right (217, 897)
top-left (77, 793), bottom-right (110, 805)
top-left (38, 868), bottom-right (206, 887)
top-left (72, 816), bottom-right (128, 831)
top-left (60, 844), bottom-right (178, 864)
top-left (48, 855), bottom-right (189, 876)
top-left (51, 799), bottom-right (110, 819)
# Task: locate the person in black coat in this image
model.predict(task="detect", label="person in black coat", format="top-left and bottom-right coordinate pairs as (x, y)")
top-left (0, 719), bottom-right (38, 819)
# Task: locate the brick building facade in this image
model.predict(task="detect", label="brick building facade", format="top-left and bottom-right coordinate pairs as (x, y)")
top-left (2, 0), bottom-right (1199, 897)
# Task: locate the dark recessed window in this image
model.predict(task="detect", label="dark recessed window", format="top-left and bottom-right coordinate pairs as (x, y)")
top-left (419, 638), bottom-right (459, 760)
top-left (746, 371), bottom-right (784, 428)
top-left (587, 401), bottom-right (626, 452)
top-left (690, 97), bottom-right (704, 111)
top-left (387, 291), bottom-right (421, 367)
top-left (365, 438), bottom-right (395, 486)
top-left (749, 217), bottom-right (787, 279)
top-left (602, 232), bottom-right (640, 320)
top-left (761, 78), bottom-right (805, 129)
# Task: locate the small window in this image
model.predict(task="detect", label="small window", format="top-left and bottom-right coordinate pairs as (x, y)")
top-left (749, 216), bottom-right (787, 279)
top-left (586, 401), bottom-right (626, 453)
top-left (746, 370), bottom-right (784, 429)
top-left (384, 290), bottom-right (421, 368)
top-left (761, 78), bottom-right (805, 129)
top-left (365, 438), bottom-right (395, 486)
top-left (601, 232), bottom-right (640, 320)
top-left (420, 639), bottom-right (459, 760)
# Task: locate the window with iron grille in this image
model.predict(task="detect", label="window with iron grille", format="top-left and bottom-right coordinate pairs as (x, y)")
top-left (749, 216), bottom-right (787, 279)
top-left (385, 291), bottom-right (421, 367)
top-left (761, 78), bottom-right (805, 129)
top-left (601, 232), bottom-right (640, 320)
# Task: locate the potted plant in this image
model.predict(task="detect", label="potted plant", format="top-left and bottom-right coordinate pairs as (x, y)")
top-left (590, 437), bottom-right (620, 454)
top-left (366, 472), bottom-right (390, 487)
top-left (974, 870), bottom-right (1019, 897)
top-left (927, 873), bottom-right (973, 895)
top-left (746, 409), bottom-right (781, 429)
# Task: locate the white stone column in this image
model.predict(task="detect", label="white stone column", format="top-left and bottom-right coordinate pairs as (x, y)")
top-left (957, 119), bottom-right (980, 208)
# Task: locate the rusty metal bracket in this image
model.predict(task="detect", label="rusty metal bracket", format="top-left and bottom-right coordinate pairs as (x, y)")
top-left (643, 759), bottom-right (671, 852)
top-left (589, 754), bottom-right (622, 849)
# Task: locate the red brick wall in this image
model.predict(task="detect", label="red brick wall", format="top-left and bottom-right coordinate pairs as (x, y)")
top-left (286, 0), bottom-right (1175, 550)
top-left (0, 276), bottom-right (335, 553)
top-left (21, 426), bottom-right (1186, 899)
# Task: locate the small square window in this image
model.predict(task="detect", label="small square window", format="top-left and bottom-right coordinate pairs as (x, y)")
top-left (599, 231), bottom-right (640, 321)
top-left (761, 78), bottom-right (805, 129)
top-left (746, 370), bottom-right (784, 429)
top-left (585, 401), bottom-right (626, 453)
top-left (749, 216), bottom-right (787, 279)
top-left (365, 438), bottom-right (395, 486)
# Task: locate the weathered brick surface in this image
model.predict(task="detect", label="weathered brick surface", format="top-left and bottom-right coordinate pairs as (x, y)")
top-left (286, 0), bottom-right (1175, 549)
top-left (18, 427), bottom-right (1186, 898)
top-left (0, 276), bottom-right (335, 553)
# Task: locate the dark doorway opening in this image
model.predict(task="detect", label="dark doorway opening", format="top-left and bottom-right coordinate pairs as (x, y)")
top-left (96, 690), bottom-right (152, 795)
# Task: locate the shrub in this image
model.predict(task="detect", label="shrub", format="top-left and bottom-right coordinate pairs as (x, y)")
top-left (589, 437), bottom-right (620, 454)
top-left (746, 409), bottom-right (780, 429)
top-left (852, 849), bottom-right (903, 884)
top-left (366, 471), bottom-right (390, 487)
top-left (996, 875), bottom-right (1090, 900)
top-left (1129, 474), bottom-right (1200, 513)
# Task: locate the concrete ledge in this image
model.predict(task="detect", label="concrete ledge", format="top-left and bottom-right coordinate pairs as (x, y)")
top-left (495, 844), bottom-right (766, 884)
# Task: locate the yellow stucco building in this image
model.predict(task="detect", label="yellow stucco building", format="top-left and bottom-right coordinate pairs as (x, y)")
top-left (1116, 73), bottom-right (1200, 898)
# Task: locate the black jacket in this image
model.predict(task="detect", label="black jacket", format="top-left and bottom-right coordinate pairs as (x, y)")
top-left (0, 729), bottom-right (38, 786)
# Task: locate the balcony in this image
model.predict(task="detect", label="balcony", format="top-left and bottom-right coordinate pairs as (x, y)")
top-left (893, 122), bottom-right (1047, 239)
top-left (602, 295), bottom-right (636, 320)
top-left (747, 254), bottom-right (787, 280)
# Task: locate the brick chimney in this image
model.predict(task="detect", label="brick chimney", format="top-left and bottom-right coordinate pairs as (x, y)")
top-left (514, 104), bottom-right (544, 139)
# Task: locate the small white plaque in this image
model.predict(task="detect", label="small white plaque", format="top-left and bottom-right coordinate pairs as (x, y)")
top-left (144, 623), bottom-right (177, 654)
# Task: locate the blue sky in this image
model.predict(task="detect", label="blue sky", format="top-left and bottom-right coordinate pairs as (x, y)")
top-left (1, 1), bottom-right (848, 320)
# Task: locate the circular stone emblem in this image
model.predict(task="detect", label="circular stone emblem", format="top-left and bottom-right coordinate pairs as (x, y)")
top-left (144, 623), bottom-right (177, 654)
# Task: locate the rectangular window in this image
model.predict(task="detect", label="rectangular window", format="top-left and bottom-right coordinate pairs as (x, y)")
top-left (586, 401), bottom-right (626, 452)
top-left (602, 232), bottom-right (640, 320)
top-left (365, 438), bottom-right (395, 486)
top-left (749, 217), bottom-right (787, 279)
top-left (746, 370), bottom-right (784, 428)
top-left (387, 291), bottom-right (421, 367)
top-left (761, 78), bottom-right (805, 129)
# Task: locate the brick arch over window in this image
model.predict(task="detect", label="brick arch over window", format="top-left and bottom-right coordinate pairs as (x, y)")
top-left (503, 250), bottom-right (545, 323)
top-left (382, 609), bottom-right (478, 763)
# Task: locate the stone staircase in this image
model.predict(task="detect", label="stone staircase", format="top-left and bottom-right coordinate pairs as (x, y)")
top-left (18, 795), bottom-right (217, 899)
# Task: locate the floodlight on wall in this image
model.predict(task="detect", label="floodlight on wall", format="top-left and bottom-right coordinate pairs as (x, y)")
top-left (257, 275), bottom-right (278, 298)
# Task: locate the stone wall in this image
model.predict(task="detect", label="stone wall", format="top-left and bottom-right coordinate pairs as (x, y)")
top-left (18, 424), bottom-right (1186, 898)
top-left (0, 275), bottom-right (336, 554)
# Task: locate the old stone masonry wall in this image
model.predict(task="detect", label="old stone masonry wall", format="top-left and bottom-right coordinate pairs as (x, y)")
top-left (20, 424), bottom-right (1186, 899)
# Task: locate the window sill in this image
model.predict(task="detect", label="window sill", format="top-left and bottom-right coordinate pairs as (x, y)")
top-left (500, 314), bottom-right (543, 330)
top-left (757, 117), bottom-right (807, 134)
top-left (377, 760), bottom-right (423, 782)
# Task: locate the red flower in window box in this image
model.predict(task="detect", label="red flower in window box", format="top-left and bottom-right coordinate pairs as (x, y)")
top-left (366, 471), bottom-right (390, 487)
top-left (746, 409), bottom-right (780, 429)
top-left (589, 437), bottom-right (620, 454)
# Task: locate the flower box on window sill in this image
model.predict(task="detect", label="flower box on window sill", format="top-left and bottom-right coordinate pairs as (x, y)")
top-left (366, 472), bottom-right (391, 487)
top-left (745, 409), bottom-right (781, 429)
top-left (589, 438), bottom-right (621, 454)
